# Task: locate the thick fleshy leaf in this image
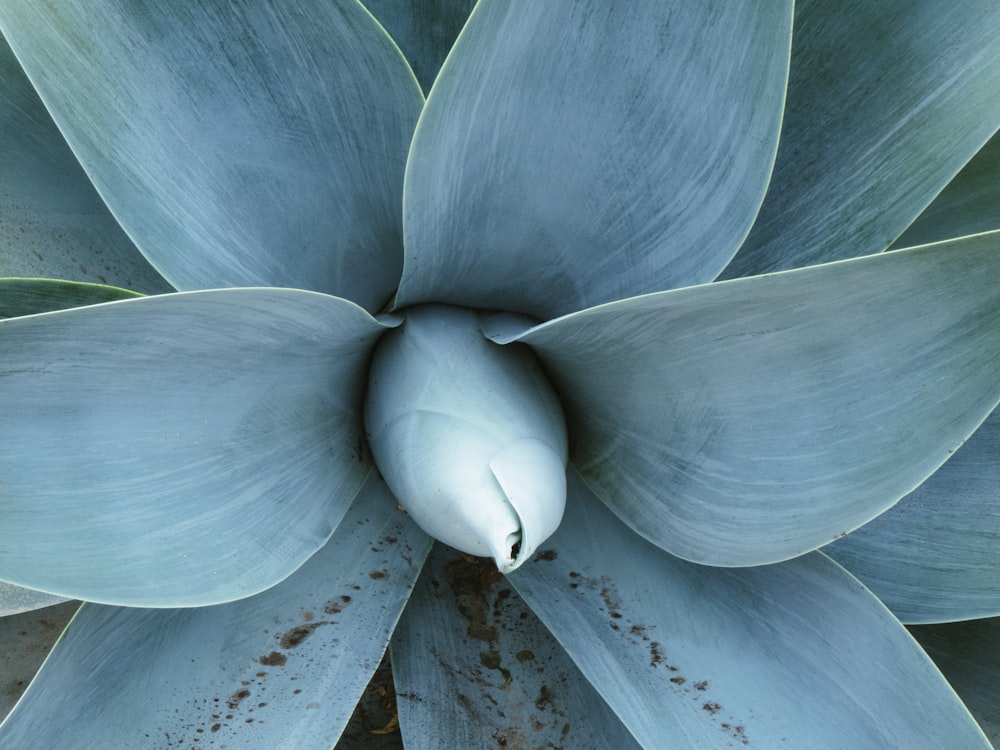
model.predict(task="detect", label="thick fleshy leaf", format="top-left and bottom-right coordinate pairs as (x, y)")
top-left (0, 34), bottom-right (170, 293)
top-left (721, 0), bottom-right (1000, 277)
top-left (508, 473), bottom-right (992, 749)
top-left (0, 288), bottom-right (390, 606)
top-left (0, 277), bottom-right (140, 319)
top-left (397, 0), bottom-right (791, 320)
top-left (910, 618), bottom-right (1000, 745)
top-left (361, 0), bottom-right (476, 94)
top-left (0, 478), bottom-right (432, 748)
top-left (0, 1), bottom-right (422, 312)
top-left (503, 235), bottom-right (1000, 566)
top-left (0, 583), bottom-right (67, 617)
top-left (826, 408), bottom-right (1000, 624)
top-left (893, 128), bottom-right (1000, 249)
top-left (391, 545), bottom-right (642, 749)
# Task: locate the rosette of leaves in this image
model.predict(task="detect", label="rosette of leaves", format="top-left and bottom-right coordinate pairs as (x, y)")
top-left (2, 1), bottom-right (1000, 747)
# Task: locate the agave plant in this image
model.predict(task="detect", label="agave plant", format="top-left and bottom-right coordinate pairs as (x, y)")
top-left (2, 0), bottom-right (1000, 747)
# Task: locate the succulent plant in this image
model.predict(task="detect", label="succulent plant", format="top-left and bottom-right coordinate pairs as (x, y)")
top-left (2, 1), bottom-right (999, 747)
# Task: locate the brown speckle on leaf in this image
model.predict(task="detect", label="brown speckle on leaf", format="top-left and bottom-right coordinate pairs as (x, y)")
top-left (444, 555), bottom-right (504, 644)
top-left (649, 641), bottom-right (665, 668)
top-left (535, 684), bottom-right (554, 711)
top-left (721, 723), bottom-right (750, 745)
top-left (599, 580), bottom-right (623, 620)
top-left (226, 689), bottom-right (251, 709)
top-left (259, 651), bottom-right (287, 667)
top-left (325, 593), bottom-right (354, 615)
top-left (279, 622), bottom-right (328, 649)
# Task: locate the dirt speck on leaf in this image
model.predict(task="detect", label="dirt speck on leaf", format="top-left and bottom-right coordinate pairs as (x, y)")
top-left (259, 651), bottom-right (286, 667)
top-left (649, 641), bottom-right (665, 668)
top-left (226, 689), bottom-right (251, 709)
top-left (279, 622), bottom-right (328, 649)
top-left (445, 556), bottom-right (503, 645)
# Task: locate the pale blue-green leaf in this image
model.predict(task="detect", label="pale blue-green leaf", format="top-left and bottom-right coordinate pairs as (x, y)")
top-left (0, 583), bottom-right (67, 617)
top-left (893, 128), bottom-right (1000, 249)
top-left (396, 0), bottom-right (791, 320)
top-left (826, 408), bottom-right (1000, 624)
top-left (0, 477), bottom-right (432, 748)
top-left (0, 288), bottom-right (390, 606)
top-left (508, 473), bottom-right (992, 749)
top-left (391, 544), bottom-right (641, 749)
top-left (361, 0), bottom-right (476, 94)
top-left (910, 618), bottom-right (1000, 746)
top-left (0, 33), bottom-right (170, 293)
top-left (721, 0), bottom-right (1000, 278)
top-left (0, 277), bottom-right (140, 319)
top-left (510, 235), bottom-right (1000, 566)
top-left (0, 1), bottom-right (422, 313)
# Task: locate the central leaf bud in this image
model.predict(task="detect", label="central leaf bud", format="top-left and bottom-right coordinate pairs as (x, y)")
top-left (364, 304), bottom-right (568, 573)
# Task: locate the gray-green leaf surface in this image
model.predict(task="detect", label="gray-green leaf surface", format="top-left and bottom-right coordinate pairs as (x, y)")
top-left (0, 289), bottom-right (389, 605)
top-left (827, 408), bottom-right (1000, 624)
top-left (391, 544), bottom-right (641, 749)
top-left (0, 0), bottom-right (422, 312)
top-left (893, 128), bottom-right (1000, 249)
top-left (0, 277), bottom-right (140, 319)
top-left (721, 0), bottom-right (1000, 277)
top-left (510, 236), bottom-right (1000, 565)
top-left (397, 0), bottom-right (792, 319)
top-left (0, 478), bottom-right (432, 748)
top-left (509, 473), bottom-right (992, 749)
top-left (0, 34), bottom-right (170, 292)
top-left (361, 0), bottom-right (476, 94)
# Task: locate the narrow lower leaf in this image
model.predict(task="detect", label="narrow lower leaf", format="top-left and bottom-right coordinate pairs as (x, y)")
top-left (0, 277), bottom-right (140, 319)
top-left (0, 583), bottom-right (68, 617)
top-left (391, 545), bottom-right (642, 749)
top-left (893, 128), bottom-right (1000, 249)
top-left (509, 473), bottom-right (992, 749)
top-left (910, 618), bottom-right (1000, 745)
top-left (0, 477), bottom-right (432, 748)
top-left (827, 408), bottom-right (1000, 624)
